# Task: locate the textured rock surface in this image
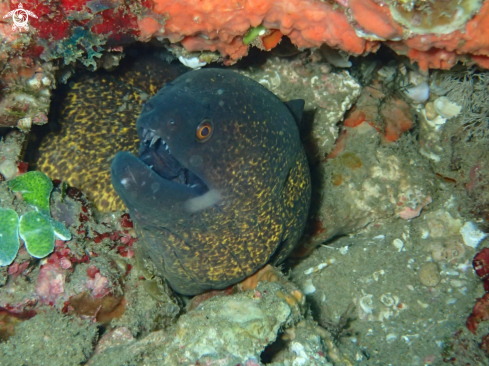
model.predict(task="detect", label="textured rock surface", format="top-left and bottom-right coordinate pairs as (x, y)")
top-left (90, 281), bottom-right (307, 365)
top-left (0, 310), bottom-right (98, 366)
top-left (239, 57), bottom-right (361, 159)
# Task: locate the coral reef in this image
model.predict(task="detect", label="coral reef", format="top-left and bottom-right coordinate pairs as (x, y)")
top-left (0, 0), bottom-right (487, 134)
top-left (0, 0), bottom-right (488, 359)
top-left (290, 60), bottom-right (440, 251)
top-left (0, 147), bottom-right (180, 357)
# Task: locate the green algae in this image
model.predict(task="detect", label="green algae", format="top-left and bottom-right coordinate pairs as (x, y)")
top-left (8, 171), bottom-right (53, 215)
top-left (0, 208), bottom-right (20, 266)
top-left (19, 211), bottom-right (55, 258)
top-left (0, 171), bottom-right (72, 265)
top-left (243, 25), bottom-right (266, 45)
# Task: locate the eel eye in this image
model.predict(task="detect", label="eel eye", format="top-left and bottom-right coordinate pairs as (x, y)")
top-left (196, 119), bottom-right (213, 142)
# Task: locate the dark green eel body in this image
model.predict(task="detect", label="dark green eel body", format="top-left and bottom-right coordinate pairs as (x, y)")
top-left (111, 69), bottom-right (311, 295)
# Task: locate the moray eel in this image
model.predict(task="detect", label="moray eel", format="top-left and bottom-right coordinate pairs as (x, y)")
top-left (32, 55), bottom-right (187, 211)
top-left (111, 69), bottom-right (311, 295)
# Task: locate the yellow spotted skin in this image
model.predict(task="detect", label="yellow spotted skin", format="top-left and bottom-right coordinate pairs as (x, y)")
top-left (33, 57), bottom-right (187, 212)
top-left (111, 69), bottom-right (311, 295)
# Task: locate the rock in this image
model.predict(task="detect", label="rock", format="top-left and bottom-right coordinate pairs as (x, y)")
top-left (418, 262), bottom-right (441, 287)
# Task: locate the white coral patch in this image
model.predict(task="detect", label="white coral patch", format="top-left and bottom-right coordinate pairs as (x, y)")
top-left (178, 56), bottom-right (206, 69)
top-left (460, 221), bottom-right (488, 248)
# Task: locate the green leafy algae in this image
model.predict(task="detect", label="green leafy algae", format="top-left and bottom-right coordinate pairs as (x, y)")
top-left (0, 208), bottom-right (20, 266)
top-left (19, 211), bottom-right (55, 258)
top-left (8, 171), bottom-right (53, 215)
top-left (0, 171), bottom-right (72, 265)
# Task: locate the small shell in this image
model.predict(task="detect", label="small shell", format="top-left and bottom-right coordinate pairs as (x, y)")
top-left (302, 279), bottom-right (316, 295)
top-left (359, 294), bottom-right (374, 314)
top-left (386, 333), bottom-right (398, 343)
top-left (372, 269), bottom-right (385, 281)
top-left (404, 82), bottom-right (429, 103)
top-left (424, 102), bottom-right (438, 120)
top-left (392, 238), bottom-right (404, 252)
top-left (41, 76), bottom-right (51, 86)
top-left (433, 97), bottom-right (462, 119)
top-left (380, 293), bottom-right (396, 307)
top-left (27, 75), bottom-right (42, 90)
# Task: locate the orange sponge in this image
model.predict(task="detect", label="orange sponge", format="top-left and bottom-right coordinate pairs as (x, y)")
top-left (148, 0), bottom-right (375, 61)
top-left (145, 0), bottom-right (489, 69)
top-left (381, 99), bottom-right (414, 142)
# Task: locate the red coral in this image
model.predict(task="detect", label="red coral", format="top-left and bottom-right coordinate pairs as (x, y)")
top-left (467, 293), bottom-right (489, 334)
top-left (86, 265), bottom-right (100, 279)
top-left (19, 0), bottom-right (71, 40)
top-left (60, 0), bottom-right (89, 13)
top-left (117, 246), bottom-right (134, 258)
top-left (7, 261), bottom-right (29, 278)
top-left (474, 248), bottom-right (489, 280)
top-left (93, 231), bottom-right (110, 244)
top-left (120, 213), bottom-right (133, 228)
top-left (16, 161), bottom-right (28, 174)
top-left (90, 7), bottom-right (139, 41)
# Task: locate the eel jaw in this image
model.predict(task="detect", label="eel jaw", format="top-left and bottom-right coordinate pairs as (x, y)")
top-left (111, 151), bottom-right (202, 225)
top-left (138, 127), bottom-right (208, 195)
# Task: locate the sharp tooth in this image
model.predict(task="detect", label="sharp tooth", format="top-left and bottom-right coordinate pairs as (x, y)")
top-left (146, 131), bottom-right (155, 142)
top-left (149, 135), bottom-right (160, 147)
top-left (165, 144), bottom-right (169, 150)
top-left (142, 129), bottom-right (149, 140)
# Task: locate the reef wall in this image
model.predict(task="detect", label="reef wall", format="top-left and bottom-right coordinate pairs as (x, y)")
top-left (1, 0), bottom-right (489, 129)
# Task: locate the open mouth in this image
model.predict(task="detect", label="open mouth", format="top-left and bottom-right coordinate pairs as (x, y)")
top-left (138, 128), bottom-right (207, 193)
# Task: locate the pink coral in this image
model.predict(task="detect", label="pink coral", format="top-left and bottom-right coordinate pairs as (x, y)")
top-left (36, 261), bottom-right (66, 305)
top-left (398, 196), bottom-right (433, 220)
top-left (86, 273), bottom-right (111, 299)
